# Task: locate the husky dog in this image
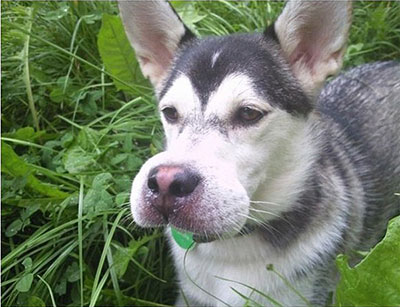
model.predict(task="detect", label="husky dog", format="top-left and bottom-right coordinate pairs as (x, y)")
top-left (118, 0), bottom-right (400, 305)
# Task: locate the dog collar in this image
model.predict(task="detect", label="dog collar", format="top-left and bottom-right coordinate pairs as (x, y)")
top-left (171, 227), bottom-right (196, 250)
top-left (171, 224), bottom-right (256, 250)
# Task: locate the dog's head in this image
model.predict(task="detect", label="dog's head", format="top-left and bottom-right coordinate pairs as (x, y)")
top-left (119, 1), bottom-right (351, 240)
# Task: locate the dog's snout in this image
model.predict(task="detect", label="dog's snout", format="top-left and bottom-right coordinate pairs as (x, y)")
top-left (147, 165), bottom-right (200, 200)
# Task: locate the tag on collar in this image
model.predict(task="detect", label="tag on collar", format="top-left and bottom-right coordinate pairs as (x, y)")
top-left (171, 227), bottom-right (196, 250)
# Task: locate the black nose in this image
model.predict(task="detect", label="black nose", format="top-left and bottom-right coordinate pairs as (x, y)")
top-left (169, 171), bottom-right (200, 197)
top-left (147, 166), bottom-right (200, 197)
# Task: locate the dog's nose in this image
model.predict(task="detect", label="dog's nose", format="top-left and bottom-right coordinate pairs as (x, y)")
top-left (147, 165), bottom-right (200, 220)
top-left (147, 166), bottom-right (200, 197)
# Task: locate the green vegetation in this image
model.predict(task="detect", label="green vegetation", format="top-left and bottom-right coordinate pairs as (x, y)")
top-left (336, 216), bottom-right (400, 306)
top-left (2, 1), bottom-right (399, 306)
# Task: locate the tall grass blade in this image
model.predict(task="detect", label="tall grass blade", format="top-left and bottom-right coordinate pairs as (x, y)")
top-left (37, 275), bottom-right (57, 307)
top-left (103, 215), bottom-right (123, 306)
top-left (89, 209), bottom-right (127, 306)
top-left (78, 177), bottom-right (84, 307)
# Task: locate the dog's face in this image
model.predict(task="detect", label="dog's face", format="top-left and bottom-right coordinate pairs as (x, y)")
top-left (131, 36), bottom-right (313, 238)
top-left (119, 1), bottom-right (351, 240)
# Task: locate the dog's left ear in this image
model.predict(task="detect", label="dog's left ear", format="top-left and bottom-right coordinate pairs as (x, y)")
top-left (273, 1), bottom-right (352, 97)
top-left (118, 0), bottom-right (194, 90)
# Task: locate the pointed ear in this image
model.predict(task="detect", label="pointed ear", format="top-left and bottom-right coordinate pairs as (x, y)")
top-left (118, 0), bottom-right (194, 90)
top-left (274, 1), bottom-right (352, 97)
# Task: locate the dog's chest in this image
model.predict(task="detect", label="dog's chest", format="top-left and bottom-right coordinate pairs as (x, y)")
top-left (168, 233), bottom-right (316, 306)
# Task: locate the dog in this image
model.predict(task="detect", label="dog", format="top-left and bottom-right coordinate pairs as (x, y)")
top-left (118, 0), bottom-right (400, 305)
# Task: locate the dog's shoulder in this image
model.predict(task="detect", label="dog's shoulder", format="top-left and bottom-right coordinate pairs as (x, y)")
top-left (319, 61), bottom-right (400, 109)
top-left (317, 61), bottom-right (400, 167)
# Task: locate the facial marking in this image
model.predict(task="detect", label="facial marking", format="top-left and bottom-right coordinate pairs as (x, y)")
top-left (205, 73), bottom-right (272, 120)
top-left (159, 74), bottom-right (201, 118)
top-left (160, 72), bottom-right (273, 139)
top-left (211, 50), bottom-right (221, 68)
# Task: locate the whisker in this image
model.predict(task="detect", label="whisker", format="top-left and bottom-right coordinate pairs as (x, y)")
top-left (249, 200), bottom-right (281, 206)
top-left (238, 212), bottom-right (293, 238)
top-left (247, 208), bottom-right (284, 220)
top-left (238, 213), bottom-right (263, 224)
top-left (237, 213), bottom-right (281, 235)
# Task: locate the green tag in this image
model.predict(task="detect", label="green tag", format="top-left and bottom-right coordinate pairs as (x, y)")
top-left (171, 227), bottom-right (196, 250)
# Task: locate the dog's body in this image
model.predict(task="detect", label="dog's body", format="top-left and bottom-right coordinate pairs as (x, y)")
top-left (169, 61), bottom-right (400, 306)
top-left (118, 1), bottom-right (400, 305)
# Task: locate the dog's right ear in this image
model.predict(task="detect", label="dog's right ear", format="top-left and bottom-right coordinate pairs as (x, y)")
top-left (118, 0), bottom-right (194, 90)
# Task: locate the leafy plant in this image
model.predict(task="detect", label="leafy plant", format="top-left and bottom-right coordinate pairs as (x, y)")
top-left (336, 216), bottom-right (400, 306)
top-left (97, 13), bottom-right (148, 95)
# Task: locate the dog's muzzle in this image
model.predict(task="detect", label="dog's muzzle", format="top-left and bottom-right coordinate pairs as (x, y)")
top-left (132, 154), bottom-right (250, 239)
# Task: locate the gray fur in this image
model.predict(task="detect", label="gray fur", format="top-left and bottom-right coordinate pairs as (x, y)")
top-left (304, 61), bottom-right (400, 301)
top-left (319, 62), bottom-right (400, 244)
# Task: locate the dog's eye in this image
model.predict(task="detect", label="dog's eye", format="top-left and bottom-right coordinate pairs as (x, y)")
top-left (237, 107), bottom-right (264, 124)
top-left (162, 107), bottom-right (179, 123)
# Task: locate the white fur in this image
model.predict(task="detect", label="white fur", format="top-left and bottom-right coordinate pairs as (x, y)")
top-left (159, 74), bottom-right (201, 129)
top-left (211, 51), bottom-right (221, 68)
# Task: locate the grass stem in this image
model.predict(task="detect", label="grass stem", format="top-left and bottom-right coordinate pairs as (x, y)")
top-left (78, 177), bottom-right (84, 307)
top-left (23, 8), bottom-right (40, 132)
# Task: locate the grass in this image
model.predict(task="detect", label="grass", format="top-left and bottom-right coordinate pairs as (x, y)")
top-left (1, 1), bottom-right (399, 306)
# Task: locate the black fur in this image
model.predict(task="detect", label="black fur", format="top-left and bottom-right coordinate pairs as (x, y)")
top-left (160, 34), bottom-right (313, 116)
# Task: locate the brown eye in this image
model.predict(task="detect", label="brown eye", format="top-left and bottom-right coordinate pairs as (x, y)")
top-left (237, 107), bottom-right (264, 124)
top-left (162, 107), bottom-right (179, 123)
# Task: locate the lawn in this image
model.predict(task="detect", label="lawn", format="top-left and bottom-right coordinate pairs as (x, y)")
top-left (1, 1), bottom-right (400, 306)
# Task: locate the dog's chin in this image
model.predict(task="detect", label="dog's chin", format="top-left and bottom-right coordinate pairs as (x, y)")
top-left (193, 233), bottom-right (219, 243)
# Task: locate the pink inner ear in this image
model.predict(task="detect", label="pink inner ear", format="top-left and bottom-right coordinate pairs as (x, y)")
top-left (143, 35), bottom-right (174, 71)
top-left (289, 31), bottom-right (329, 76)
top-left (287, 18), bottom-right (328, 75)
top-left (290, 44), bottom-right (318, 70)
top-left (137, 36), bottom-right (175, 83)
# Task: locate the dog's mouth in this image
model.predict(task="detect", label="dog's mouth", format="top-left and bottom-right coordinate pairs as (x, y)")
top-left (192, 233), bottom-right (219, 243)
